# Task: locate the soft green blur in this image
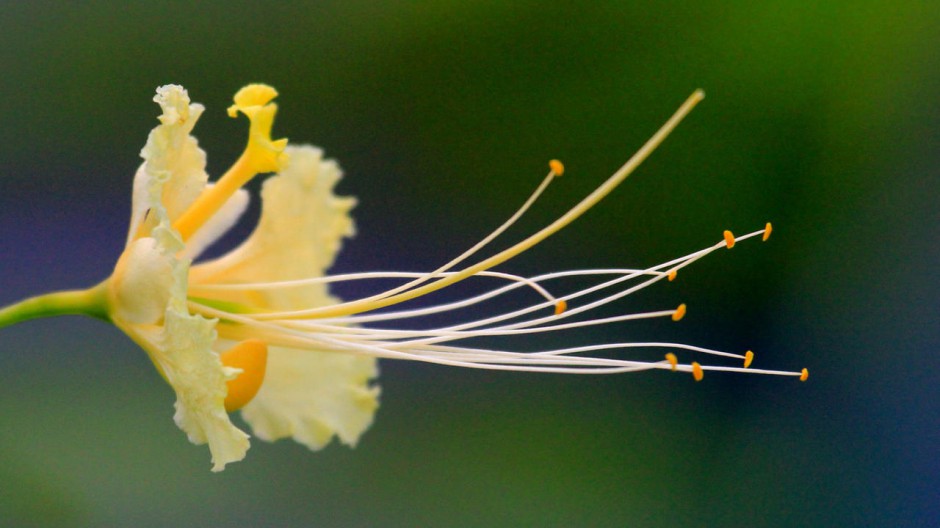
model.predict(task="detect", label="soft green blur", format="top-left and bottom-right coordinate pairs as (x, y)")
top-left (0, 2), bottom-right (937, 526)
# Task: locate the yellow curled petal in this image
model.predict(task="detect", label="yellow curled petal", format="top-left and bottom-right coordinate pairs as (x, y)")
top-left (227, 84), bottom-right (288, 174)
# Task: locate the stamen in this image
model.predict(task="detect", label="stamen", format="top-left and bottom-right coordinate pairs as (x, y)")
top-left (200, 302), bottom-right (803, 377)
top-left (298, 167), bottom-right (561, 314)
top-left (800, 368), bottom-right (809, 382)
top-left (723, 230), bottom-right (736, 249)
top-left (762, 222), bottom-right (773, 241)
top-left (668, 270), bottom-right (678, 281)
top-left (549, 159), bottom-right (565, 176)
top-left (220, 339), bottom-right (268, 412)
top-left (296, 267), bottom-right (670, 328)
top-left (268, 90), bottom-right (706, 320)
top-left (671, 303), bottom-right (687, 321)
top-left (744, 350), bottom-right (754, 368)
top-left (554, 300), bottom-right (567, 315)
top-left (692, 361), bottom-right (704, 381)
top-left (665, 353), bottom-right (678, 371)
top-left (252, 229), bottom-right (757, 333)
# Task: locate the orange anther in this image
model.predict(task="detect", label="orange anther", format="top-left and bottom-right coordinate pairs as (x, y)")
top-left (549, 159), bottom-right (565, 176)
top-left (668, 270), bottom-right (678, 281)
top-left (665, 353), bottom-right (678, 371)
top-left (762, 222), bottom-right (773, 241)
top-left (692, 361), bottom-right (704, 381)
top-left (800, 368), bottom-right (809, 382)
top-left (554, 300), bottom-right (567, 315)
top-left (723, 230), bottom-right (736, 248)
top-left (744, 350), bottom-right (754, 368)
top-left (220, 339), bottom-right (269, 412)
top-left (671, 303), bottom-right (687, 322)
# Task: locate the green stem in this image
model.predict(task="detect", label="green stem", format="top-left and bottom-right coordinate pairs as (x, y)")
top-left (0, 283), bottom-right (110, 330)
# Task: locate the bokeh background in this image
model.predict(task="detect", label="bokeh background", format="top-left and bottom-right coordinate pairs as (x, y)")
top-left (0, 1), bottom-right (937, 526)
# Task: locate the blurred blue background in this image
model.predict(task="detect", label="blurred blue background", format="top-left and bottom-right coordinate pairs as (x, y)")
top-left (0, 1), bottom-right (937, 526)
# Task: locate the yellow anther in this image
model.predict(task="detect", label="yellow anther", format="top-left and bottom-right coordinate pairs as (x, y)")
top-left (549, 159), bottom-right (565, 176)
top-left (762, 222), bottom-right (773, 241)
top-left (665, 353), bottom-right (678, 371)
top-left (692, 361), bottom-right (704, 381)
top-left (671, 303), bottom-right (687, 322)
top-left (800, 368), bottom-right (809, 382)
top-left (554, 300), bottom-right (567, 315)
top-left (220, 339), bottom-right (268, 412)
top-left (723, 230), bottom-right (736, 248)
top-left (744, 350), bottom-right (754, 368)
top-left (668, 269), bottom-right (678, 282)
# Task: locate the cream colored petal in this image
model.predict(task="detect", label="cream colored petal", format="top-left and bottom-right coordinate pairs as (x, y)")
top-left (109, 85), bottom-right (249, 470)
top-left (189, 145), bottom-right (356, 309)
top-left (240, 347), bottom-right (379, 449)
top-left (191, 145), bottom-right (379, 450)
top-left (127, 85), bottom-right (209, 246)
top-left (110, 233), bottom-right (249, 471)
top-left (181, 187), bottom-right (250, 262)
top-left (119, 307), bottom-right (250, 472)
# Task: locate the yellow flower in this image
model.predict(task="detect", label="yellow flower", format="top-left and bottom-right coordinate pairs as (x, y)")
top-left (0, 84), bottom-right (807, 472)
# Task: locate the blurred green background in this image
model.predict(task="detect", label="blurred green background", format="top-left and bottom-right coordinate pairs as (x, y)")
top-left (0, 1), bottom-right (937, 526)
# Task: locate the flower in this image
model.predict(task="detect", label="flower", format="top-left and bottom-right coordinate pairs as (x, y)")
top-left (0, 84), bottom-right (807, 472)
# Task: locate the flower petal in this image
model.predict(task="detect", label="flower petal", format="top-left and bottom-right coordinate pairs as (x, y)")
top-left (190, 145), bottom-right (379, 450)
top-left (189, 145), bottom-right (356, 301)
top-left (119, 306), bottom-right (250, 472)
top-left (241, 347), bottom-right (379, 449)
top-left (127, 85), bottom-right (209, 246)
top-left (109, 85), bottom-right (249, 471)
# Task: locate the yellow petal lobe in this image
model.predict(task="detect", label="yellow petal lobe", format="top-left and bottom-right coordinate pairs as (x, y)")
top-left (227, 84), bottom-right (288, 174)
top-left (229, 84), bottom-right (279, 115)
top-left (221, 339), bottom-right (269, 412)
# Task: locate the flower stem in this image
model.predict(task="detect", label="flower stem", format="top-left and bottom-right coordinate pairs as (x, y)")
top-left (0, 284), bottom-right (109, 330)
